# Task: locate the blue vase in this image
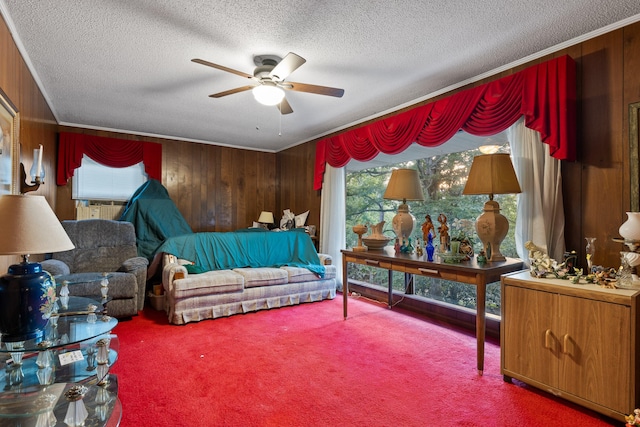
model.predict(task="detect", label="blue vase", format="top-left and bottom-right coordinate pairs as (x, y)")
top-left (426, 235), bottom-right (435, 262)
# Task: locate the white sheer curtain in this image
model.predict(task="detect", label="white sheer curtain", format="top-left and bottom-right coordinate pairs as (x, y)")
top-left (320, 164), bottom-right (346, 289)
top-left (508, 117), bottom-right (566, 263)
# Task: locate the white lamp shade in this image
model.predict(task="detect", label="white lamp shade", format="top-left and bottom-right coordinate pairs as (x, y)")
top-left (462, 153), bottom-right (521, 196)
top-left (252, 84), bottom-right (285, 106)
top-left (383, 169), bottom-right (425, 202)
top-left (0, 195), bottom-right (75, 255)
top-left (258, 211), bottom-right (274, 224)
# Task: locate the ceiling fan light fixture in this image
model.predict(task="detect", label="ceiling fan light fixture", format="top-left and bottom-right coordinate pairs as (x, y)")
top-left (252, 83), bottom-right (285, 106)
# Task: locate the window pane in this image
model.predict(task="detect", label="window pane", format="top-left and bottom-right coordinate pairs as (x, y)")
top-left (72, 155), bottom-right (147, 201)
top-left (345, 139), bottom-right (516, 316)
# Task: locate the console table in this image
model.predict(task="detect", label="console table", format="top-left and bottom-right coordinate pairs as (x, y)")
top-left (342, 247), bottom-right (524, 375)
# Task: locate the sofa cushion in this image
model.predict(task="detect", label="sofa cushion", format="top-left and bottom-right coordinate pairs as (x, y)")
top-left (174, 270), bottom-right (244, 297)
top-left (232, 267), bottom-right (288, 288)
top-left (280, 264), bottom-right (337, 283)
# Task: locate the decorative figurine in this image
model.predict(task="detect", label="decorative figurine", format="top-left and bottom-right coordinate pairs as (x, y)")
top-left (421, 215), bottom-right (435, 243)
top-left (400, 237), bottom-right (414, 253)
top-left (585, 237), bottom-right (596, 272)
top-left (394, 237), bottom-right (400, 253)
top-left (563, 250), bottom-right (578, 275)
top-left (437, 213), bottom-right (450, 253)
top-left (416, 237), bottom-right (424, 257)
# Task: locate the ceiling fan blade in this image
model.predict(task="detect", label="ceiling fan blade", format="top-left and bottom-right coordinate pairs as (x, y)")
top-left (278, 97), bottom-right (293, 115)
top-left (284, 81), bottom-right (345, 98)
top-left (192, 58), bottom-right (254, 79)
top-left (209, 85), bottom-right (254, 98)
top-left (269, 52), bottom-right (306, 81)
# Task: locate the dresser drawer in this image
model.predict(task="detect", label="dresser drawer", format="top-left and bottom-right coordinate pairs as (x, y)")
top-left (402, 264), bottom-right (458, 281)
top-left (343, 254), bottom-right (392, 270)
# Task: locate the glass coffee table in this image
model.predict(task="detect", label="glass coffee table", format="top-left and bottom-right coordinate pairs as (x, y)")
top-left (0, 295), bottom-right (121, 426)
top-left (56, 273), bottom-right (113, 317)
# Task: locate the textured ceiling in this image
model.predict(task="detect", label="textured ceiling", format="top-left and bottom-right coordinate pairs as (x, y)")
top-left (1, 1), bottom-right (640, 153)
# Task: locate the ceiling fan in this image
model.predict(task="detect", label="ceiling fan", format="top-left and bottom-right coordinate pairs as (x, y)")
top-left (192, 52), bottom-right (344, 114)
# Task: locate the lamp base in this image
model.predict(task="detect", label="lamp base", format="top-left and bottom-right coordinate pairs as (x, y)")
top-left (391, 203), bottom-right (416, 240)
top-left (0, 261), bottom-right (56, 342)
top-left (475, 200), bottom-right (509, 262)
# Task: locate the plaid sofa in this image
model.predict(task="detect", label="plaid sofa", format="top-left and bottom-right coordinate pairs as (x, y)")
top-left (161, 253), bottom-right (336, 325)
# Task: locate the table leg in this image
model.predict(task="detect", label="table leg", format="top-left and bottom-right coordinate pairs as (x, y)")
top-left (388, 270), bottom-right (393, 308)
top-left (343, 258), bottom-right (349, 319)
top-left (476, 274), bottom-right (486, 376)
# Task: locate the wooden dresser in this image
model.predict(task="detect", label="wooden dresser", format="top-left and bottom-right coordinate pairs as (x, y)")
top-left (501, 271), bottom-right (640, 422)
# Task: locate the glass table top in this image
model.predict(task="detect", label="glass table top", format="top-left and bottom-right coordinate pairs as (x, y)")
top-left (0, 297), bottom-right (118, 353)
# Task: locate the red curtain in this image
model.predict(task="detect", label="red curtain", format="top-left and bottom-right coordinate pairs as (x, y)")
top-left (314, 55), bottom-right (576, 190)
top-left (56, 133), bottom-right (162, 185)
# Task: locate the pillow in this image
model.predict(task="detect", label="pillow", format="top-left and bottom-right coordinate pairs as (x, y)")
top-left (185, 264), bottom-right (206, 274)
top-left (295, 210), bottom-right (309, 227)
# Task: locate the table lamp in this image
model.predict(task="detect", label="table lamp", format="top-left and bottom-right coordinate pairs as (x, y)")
top-left (0, 194), bottom-right (75, 342)
top-left (258, 211), bottom-right (275, 230)
top-left (462, 153), bottom-right (521, 262)
top-left (383, 168), bottom-right (425, 240)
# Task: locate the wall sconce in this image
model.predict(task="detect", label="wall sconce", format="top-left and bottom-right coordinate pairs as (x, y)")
top-left (20, 144), bottom-right (44, 194)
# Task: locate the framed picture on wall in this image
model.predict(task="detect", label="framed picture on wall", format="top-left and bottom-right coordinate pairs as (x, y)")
top-left (0, 88), bottom-right (19, 195)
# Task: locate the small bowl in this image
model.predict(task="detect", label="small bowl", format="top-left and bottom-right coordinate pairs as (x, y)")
top-left (362, 236), bottom-right (392, 250)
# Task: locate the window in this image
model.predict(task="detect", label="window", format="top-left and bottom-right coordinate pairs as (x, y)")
top-left (345, 132), bottom-right (517, 316)
top-left (72, 155), bottom-right (147, 201)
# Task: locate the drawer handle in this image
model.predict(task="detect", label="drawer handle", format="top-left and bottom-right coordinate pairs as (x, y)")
top-left (365, 259), bottom-right (379, 266)
top-left (544, 329), bottom-right (553, 349)
top-left (418, 268), bottom-right (439, 275)
top-left (562, 334), bottom-right (570, 354)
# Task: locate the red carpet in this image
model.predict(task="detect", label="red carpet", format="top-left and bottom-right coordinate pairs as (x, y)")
top-left (111, 295), bottom-right (617, 426)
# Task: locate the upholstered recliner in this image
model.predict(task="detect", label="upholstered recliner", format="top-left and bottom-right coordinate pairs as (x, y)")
top-left (41, 219), bottom-right (149, 318)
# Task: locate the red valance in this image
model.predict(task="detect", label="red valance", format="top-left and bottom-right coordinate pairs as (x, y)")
top-left (314, 55), bottom-right (576, 190)
top-left (57, 132), bottom-right (162, 186)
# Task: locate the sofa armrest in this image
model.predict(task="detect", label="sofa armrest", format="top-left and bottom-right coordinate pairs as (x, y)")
top-left (121, 256), bottom-right (150, 311)
top-left (162, 262), bottom-right (188, 294)
top-left (318, 253), bottom-right (332, 265)
top-left (41, 259), bottom-right (70, 277)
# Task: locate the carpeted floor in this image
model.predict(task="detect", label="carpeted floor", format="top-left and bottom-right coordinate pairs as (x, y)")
top-left (111, 295), bottom-right (619, 426)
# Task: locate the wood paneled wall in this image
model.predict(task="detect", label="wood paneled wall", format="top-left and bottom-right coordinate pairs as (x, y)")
top-left (2, 8), bottom-right (640, 270)
top-left (275, 140), bottom-right (321, 233)
top-left (0, 14), bottom-right (58, 271)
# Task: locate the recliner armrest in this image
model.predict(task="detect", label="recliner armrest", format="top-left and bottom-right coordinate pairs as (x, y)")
top-left (121, 256), bottom-right (149, 273)
top-left (120, 256), bottom-right (150, 311)
top-left (41, 259), bottom-right (70, 277)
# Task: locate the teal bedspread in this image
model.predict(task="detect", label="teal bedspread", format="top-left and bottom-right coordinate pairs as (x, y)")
top-left (155, 229), bottom-right (325, 277)
top-left (120, 179), bottom-right (194, 260)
